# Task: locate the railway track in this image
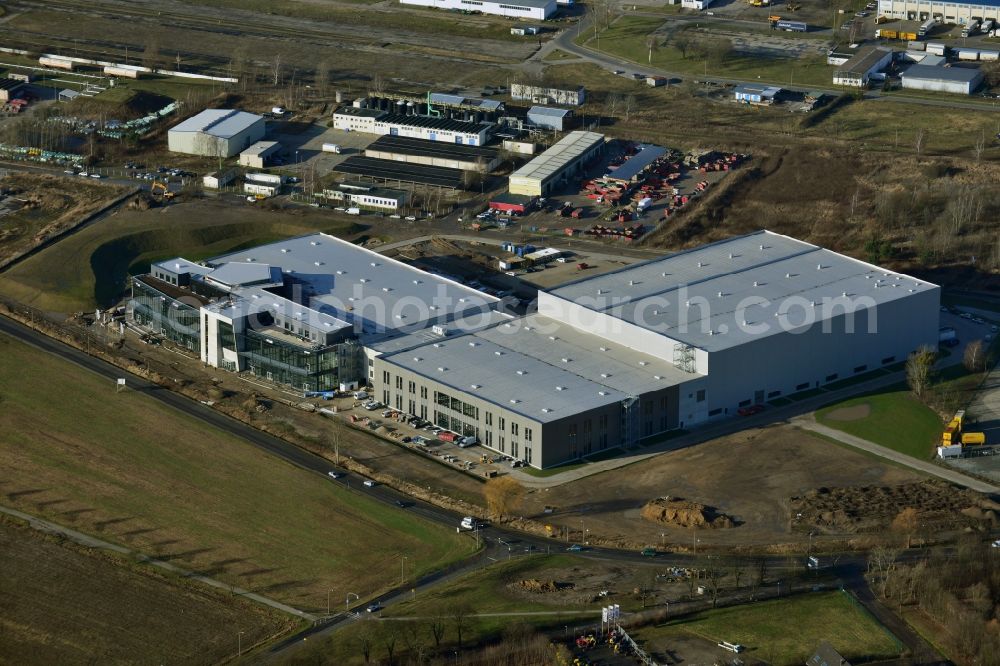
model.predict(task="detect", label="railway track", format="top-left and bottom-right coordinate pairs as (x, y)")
top-left (9, 0), bottom-right (521, 76)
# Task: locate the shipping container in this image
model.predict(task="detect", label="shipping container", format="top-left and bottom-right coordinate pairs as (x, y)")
top-left (321, 143), bottom-right (342, 153)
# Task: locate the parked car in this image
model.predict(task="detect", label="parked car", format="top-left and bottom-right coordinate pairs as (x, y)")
top-left (737, 404), bottom-right (765, 417)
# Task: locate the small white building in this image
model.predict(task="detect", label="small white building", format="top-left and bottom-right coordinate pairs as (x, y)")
top-left (681, 0), bottom-right (714, 8)
top-left (168, 109), bottom-right (265, 157)
top-left (239, 141), bottom-right (282, 169)
top-left (833, 47), bottom-right (893, 87)
top-left (399, 0), bottom-right (555, 20)
top-left (245, 182), bottom-right (280, 197)
top-left (901, 64), bottom-right (984, 94)
top-left (202, 169), bottom-right (237, 189)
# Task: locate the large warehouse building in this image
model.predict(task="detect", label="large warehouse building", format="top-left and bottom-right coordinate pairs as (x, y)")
top-left (130, 231), bottom-right (939, 469)
top-left (399, 0), bottom-right (556, 20)
top-left (508, 130), bottom-right (605, 197)
top-left (168, 109), bottom-right (265, 157)
top-left (373, 231), bottom-right (939, 468)
top-left (878, 0), bottom-right (1000, 22)
top-left (901, 64), bottom-right (984, 94)
top-left (333, 107), bottom-right (490, 146)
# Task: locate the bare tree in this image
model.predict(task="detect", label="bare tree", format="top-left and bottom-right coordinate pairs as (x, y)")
top-left (944, 186), bottom-right (983, 236)
top-left (623, 94), bottom-right (636, 122)
top-left (451, 604), bottom-right (473, 650)
top-left (315, 59), bottom-right (333, 96)
top-left (673, 32), bottom-right (693, 60)
top-left (646, 34), bottom-right (658, 64)
top-left (906, 346), bottom-right (937, 400)
top-left (964, 339), bottom-right (986, 373)
top-left (357, 624), bottom-right (373, 664)
top-left (604, 92), bottom-right (621, 118)
top-left (429, 613), bottom-right (446, 650)
top-left (380, 629), bottom-right (396, 666)
top-left (974, 129), bottom-right (986, 162)
top-left (370, 73), bottom-right (385, 96)
top-left (271, 54), bottom-right (283, 87)
top-left (704, 563), bottom-right (725, 608)
top-left (914, 128), bottom-right (927, 156)
top-left (867, 545), bottom-right (900, 599)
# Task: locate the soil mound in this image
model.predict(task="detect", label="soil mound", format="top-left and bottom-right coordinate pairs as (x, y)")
top-left (641, 497), bottom-right (735, 529)
top-left (513, 579), bottom-right (574, 593)
top-left (791, 480), bottom-right (994, 534)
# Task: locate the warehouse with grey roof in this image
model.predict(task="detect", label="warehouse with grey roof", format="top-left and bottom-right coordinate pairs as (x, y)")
top-left (168, 109), bottom-right (265, 157)
top-left (374, 230), bottom-right (939, 468)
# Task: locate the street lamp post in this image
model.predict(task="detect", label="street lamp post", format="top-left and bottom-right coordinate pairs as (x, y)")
top-left (346, 592), bottom-right (359, 612)
top-left (238, 631), bottom-right (245, 657)
top-left (401, 555), bottom-right (408, 585)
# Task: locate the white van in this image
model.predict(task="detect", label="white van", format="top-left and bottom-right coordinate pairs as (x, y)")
top-left (363, 479), bottom-right (377, 488)
top-left (353, 390), bottom-right (369, 400)
top-left (458, 436), bottom-right (478, 448)
top-left (346, 207), bottom-right (361, 215)
top-left (460, 516), bottom-right (478, 530)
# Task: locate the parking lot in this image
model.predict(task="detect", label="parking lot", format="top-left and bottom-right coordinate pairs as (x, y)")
top-left (316, 393), bottom-right (521, 479)
top-left (268, 119), bottom-right (376, 179)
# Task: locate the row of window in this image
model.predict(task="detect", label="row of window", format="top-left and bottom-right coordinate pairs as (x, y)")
top-left (736, 356), bottom-right (898, 408)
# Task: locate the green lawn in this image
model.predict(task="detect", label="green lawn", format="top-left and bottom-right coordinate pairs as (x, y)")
top-left (0, 200), bottom-right (361, 311)
top-left (636, 592), bottom-right (901, 666)
top-left (816, 387), bottom-right (942, 459)
top-left (0, 333), bottom-right (474, 613)
top-left (579, 16), bottom-right (832, 88)
top-left (292, 554), bottom-right (602, 664)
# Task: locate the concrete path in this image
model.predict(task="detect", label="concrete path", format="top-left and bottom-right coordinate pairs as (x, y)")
top-left (793, 415), bottom-right (999, 494)
top-left (0, 503), bottom-right (318, 622)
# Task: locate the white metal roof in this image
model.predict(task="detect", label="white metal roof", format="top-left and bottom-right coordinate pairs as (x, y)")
top-left (527, 106), bottom-right (572, 118)
top-left (381, 311), bottom-right (696, 423)
top-left (203, 262), bottom-right (283, 289)
top-left (549, 230), bottom-right (938, 352)
top-left (381, 330), bottom-right (628, 424)
top-left (510, 131), bottom-right (604, 184)
top-left (152, 257), bottom-right (213, 276)
top-left (207, 233), bottom-right (498, 334)
top-left (903, 64), bottom-right (983, 83)
top-left (206, 287), bottom-right (353, 335)
top-left (241, 140), bottom-right (281, 156)
top-left (170, 109), bottom-right (263, 139)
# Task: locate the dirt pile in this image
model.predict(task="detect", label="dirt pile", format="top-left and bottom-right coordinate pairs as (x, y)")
top-left (641, 497), bottom-right (735, 529)
top-left (790, 480), bottom-right (998, 534)
top-left (512, 579), bottom-right (574, 594)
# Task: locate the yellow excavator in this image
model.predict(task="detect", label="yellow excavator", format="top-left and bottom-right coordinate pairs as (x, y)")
top-left (151, 181), bottom-right (175, 200)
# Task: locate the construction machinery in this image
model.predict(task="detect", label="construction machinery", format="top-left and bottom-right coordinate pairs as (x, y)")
top-left (151, 181), bottom-right (175, 200)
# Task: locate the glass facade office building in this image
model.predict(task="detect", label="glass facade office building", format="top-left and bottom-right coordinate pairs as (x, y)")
top-left (130, 277), bottom-right (203, 352)
top-left (241, 331), bottom-right (363, 392)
